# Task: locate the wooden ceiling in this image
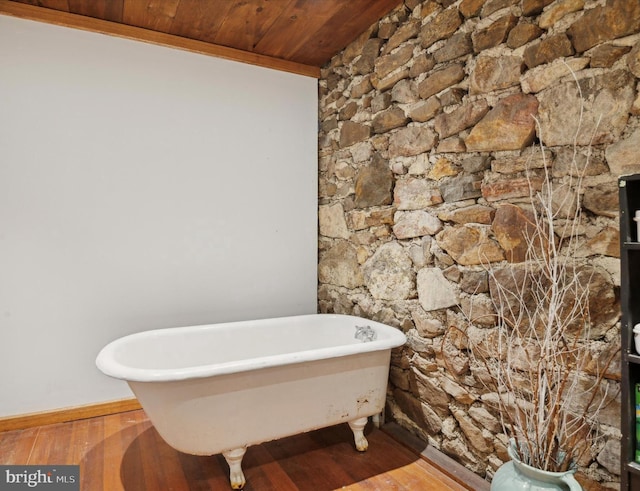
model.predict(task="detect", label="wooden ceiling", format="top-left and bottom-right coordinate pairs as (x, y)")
top-left (0, 0), bottom-right (404, 77)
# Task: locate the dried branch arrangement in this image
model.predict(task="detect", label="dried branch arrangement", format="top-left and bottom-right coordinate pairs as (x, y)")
top-left (463, 109), bottom-right (618, 473)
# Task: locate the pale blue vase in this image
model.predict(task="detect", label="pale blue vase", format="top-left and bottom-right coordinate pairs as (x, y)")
top-left (491, 440), bottom-right (582, 491)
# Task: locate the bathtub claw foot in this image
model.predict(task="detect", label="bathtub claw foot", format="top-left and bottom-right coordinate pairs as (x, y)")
top-left (223, 447), bottom-right (247, 489)
top-left (372, 409), bottom-right (384, 429)
top-left (348, 417), bottom-right (369, 452)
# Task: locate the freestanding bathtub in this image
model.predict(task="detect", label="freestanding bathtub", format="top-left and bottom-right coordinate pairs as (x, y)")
top-left (96, 313), bottom-right (406, 489)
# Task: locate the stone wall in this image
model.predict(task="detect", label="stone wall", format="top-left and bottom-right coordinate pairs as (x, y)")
top-left (318, 0), bottom-right (640, 487)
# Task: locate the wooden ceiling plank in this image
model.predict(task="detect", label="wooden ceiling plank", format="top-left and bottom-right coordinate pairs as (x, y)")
top-left (253, 0), bottom-right (339, 62)
top-left (123, 0), bottom-right (180, 32)
top-left (213, 0), bottom-right (293, 53)
top-left (22, 0), bottom-right (70, 11)
top-left (0, 0), bottom-right (320, 78)
top-left (67, 0), bottom-right (123, 23)
top-left (291, 0), bottom-right (403, 66)
top-left (169, 0), bottom-right (232, 44)
top-left (245, 0), bottom-right (298, 50)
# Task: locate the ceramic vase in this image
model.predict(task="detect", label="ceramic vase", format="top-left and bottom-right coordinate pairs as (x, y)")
top-left (491, 440), bottom-right (582, 491)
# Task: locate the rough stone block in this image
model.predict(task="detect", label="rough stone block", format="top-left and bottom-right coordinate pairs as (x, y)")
top-left (338, 101), bottom-right (358, 120)
top-left (353, 38), bottom-right (385, 75)
top-left (374, 43), bottom-right (414, 79)
top-left (436, 137), bottom-right (467, 153)
top-left (428, 157), bottom-right (461, 180)
top-left (371, 92), bottom-right (392, 113)
top-left (372, 106), bottom-right (409, 134)
top-left (371, 67), bottom-right (410, 92)
top-left (523, 33), bottom-right (574, 69)
top-left (349, 76), bottom-right (374, 98)
top-left (522, 0), bottom-right (554, 16)
top-left (461, 155), bottom-right (491, 173)
top-left (491, 203), bottom-right (537, 263)
top-left (434, 100), bottom-right (489, 139)
top-left (491, 146), bottom-right (552, 174)
top-left (383, 20), bottom-right (421, 54)
top-left (537, 70), bottom-right (634, 146)
top-left (354, 154), bottom-right (394, 208)
top-left (567, 0), bottom-right (640, 53)
top-left (628, 42), bottom-right (640, 77)
top-left (589, 44), bottom-right (631, 68)
top-left (520, 57), bottom-right (590, 94)
top-left (506, 23), bottom-right (543, 49)
top-left (319, 203), bottom-right (350, 239)
top-left (391, 79), bottom-right (419, 104)
top-left (408, 97), bottom-right (442, 122)
top-left (481, 175), bottom-right (543, 202)
top-left (606, 128), bottom-right (640, 176)
top-left (342, 25), bottom-right (378, 64)
top-left (472, 14), bottom-right (518, 53)
top-left (438, 204), bottom-right (495, 225)
top-left (459, 0), bottom-right (484, 18)
top-left (465, 94), bottom-right (539, 152)
top-left (339, 121), bottom-right (371, 148)
top-left (394, 177), bottom-right (443, 210)
top-left (481, 0), bottom-right (518, 18)
top-left (418, 63), bottom-right (465, 100)
top-left (363, 242), bottom-right (414, 300)
top-left (409, 53), bottom-right (436, 78)
top-left (417, 267), bottom-right (459, 310)
top-left (420, 8), bottom-right (462, 49)
top-left (318, 241), bottom-right (364, 288)
top-left (434, 32), bottom-right (473, 64)
top-left (377, 21), bottom-right (398, 41)
top-left (393, 210), bottom-right (443, 239)
top-left (470, 55), bottom-right (523, 94)
top-left (439, 88), bottom-right (466, 107)
top-left (539, 0), bottom-right (585, 29)
top-left (436, 225), bottom-right (505, 266)
top-left (389, 126), bottom-right (438, 158)
top-left (452, 408), bottom-right (494, 454)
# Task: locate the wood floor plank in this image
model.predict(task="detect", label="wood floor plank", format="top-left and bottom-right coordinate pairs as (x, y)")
top-left (145, 425), bottom-right (189, 490)
top-left (104, 410), bottom-right (149, 491)
top-left (138, 426), bottom-right (167, 490)
top-left (383, 422), bottom-right (490, 491)
top-left (28, 419), bottom-right (74, 464)
top-left (79, 417), bottom-right (106, 491)
top-left (0, 409), bottom-right (483, 490)
top-left (176, 453), bottom-right (231, 490)
top-left (266, 430), bottom-right (359, 490)
top-left (373, 432), bottom-right (467, 490)
top-left (412, 459), bottom-right (470, 490)
top-left (118, 412), bottom-right (150, 491)
top-left (0, 426), bottom-right (39, 464)
top-left (242, 444), bottom-right (299, 491)
top-left (318, 427), bottom-right (420, 487)
top-left (382, 462), bottom-right (462, 491)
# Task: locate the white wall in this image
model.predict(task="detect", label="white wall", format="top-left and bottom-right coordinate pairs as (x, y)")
top-left (0, 15), bottom-right (318, 417)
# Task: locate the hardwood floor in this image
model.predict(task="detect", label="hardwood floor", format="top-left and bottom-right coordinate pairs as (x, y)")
top-left (0, 409), bottom-right (488, 490)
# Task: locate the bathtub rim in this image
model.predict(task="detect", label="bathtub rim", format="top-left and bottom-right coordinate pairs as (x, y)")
top-left (95, 313), bottom-right (406, 383)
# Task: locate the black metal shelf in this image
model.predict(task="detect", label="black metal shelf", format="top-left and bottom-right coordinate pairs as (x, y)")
top-left (627, 461), bottom-right (640, 475)
top-left (620, 175), bottom-right (640, 491)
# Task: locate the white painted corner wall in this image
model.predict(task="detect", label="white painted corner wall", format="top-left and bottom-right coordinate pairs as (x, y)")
top-left (0, 15), bottom-right (318, 417)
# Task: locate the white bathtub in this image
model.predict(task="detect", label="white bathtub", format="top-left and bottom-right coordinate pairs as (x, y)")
top-left (96, 313), bottom-right (406, 489)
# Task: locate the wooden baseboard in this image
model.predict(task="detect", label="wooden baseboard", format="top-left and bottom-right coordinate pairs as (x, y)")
top-left (0, 398), bottom-right (142, 433)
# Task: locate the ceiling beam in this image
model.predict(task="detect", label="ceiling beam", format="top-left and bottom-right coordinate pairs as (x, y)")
top-left (0, 0), bottom-right (321, 78)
